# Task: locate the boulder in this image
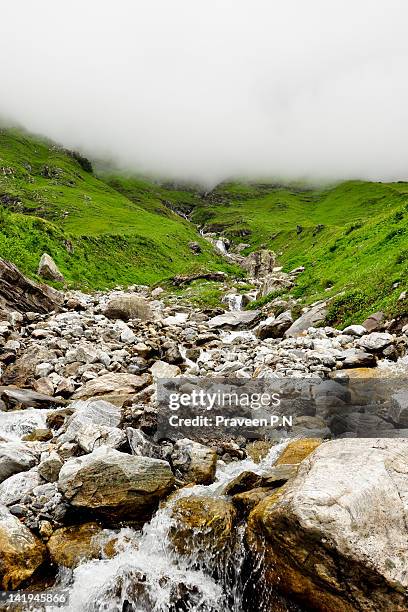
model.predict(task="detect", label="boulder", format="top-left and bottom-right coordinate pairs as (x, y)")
top-left (150, 360), bottom-right (181, 379)
top-left (362, 311), bottom-right (385, 332)
top-left (242, 250), bottom-right (276, 278)
top-left (256, 311), bottom-right (293, 339)
top-left (232, 487), bottom-right (274, 515)
top-left (0, 505), bottom-right (46, 589)
top-left (285, 303), bottom-right (327, 337)
top-left (103, 295), bottom-right (153, 322)
top-left (60, 399), bottom-right (125, 452)
top-left (71, 373), bottom-right (150, 401)
top-left (274, 438), bottom-right (321, 465)
top-left (0, 469), bottom-right (41, 506)
top-left (38, 253), bottom-right (64, 282)
top-left (342, 324), bottom-right (367, 337)
top-left (127, 428), bottom-right (160, 458)
top-left (0, 386), bottom-right (64, 410)
top-left (223, 471), bottom-right (262, 496)
top-left (47, 522), bottom-right (111, 568)
top-left (0, 258), bottom-right (63, 314)
top-left (358, 332), bottom-right (393, 352)
top-left (171, 439), bottom-right (217, 485)
top-left (247, 439), bottom-right (408, 612)
top-left (341, 349), bottom-right (376, 368)
top-left (1, 346), bottom-right (57, 387)
top-left (38, 451), bottom-right (63, 483)
top-left (170, 496), bottom-right (236, 558)
top-left (58, 447), bottom-right (174, 519)
top-left (261, 272), bottom-right (293, 297)
top-left (0, 442), bottom-right (37, 483)
top-left (207, 310), bottom-right (262, 330)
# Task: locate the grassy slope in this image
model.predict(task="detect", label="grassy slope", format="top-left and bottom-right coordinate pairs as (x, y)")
top-left (1, 126), bottom-right (407, 324)
top-left (192, 181), bottom-right (408, 324)
top-left (0, 128), bottom-right (237, 289)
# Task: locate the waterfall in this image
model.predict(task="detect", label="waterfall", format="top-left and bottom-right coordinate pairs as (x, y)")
top-left (223, 294), bottom-right (243, 311)
top-left (46, 442), bottom-right (289, 612)
top-left (214, 239), bottom-right (228, 256)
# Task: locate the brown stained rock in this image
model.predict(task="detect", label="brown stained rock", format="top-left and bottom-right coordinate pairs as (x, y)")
top-left (0, 506), bottom-right (46, 589)
top-left (47, 522), bottom-right (115, 568)
top-left (274, 438), bottom-right (321, 466)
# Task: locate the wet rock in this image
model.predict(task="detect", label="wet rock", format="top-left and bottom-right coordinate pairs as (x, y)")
top-left (103, 295), bottom-right (153, 322)
top-left (232, 487), bottom-right (273, 515)
top-left (261, 463), bottom-right (298, 486)
top-left (0, 505), bottom-right (46, 589)
top-left (245, 440), bottom-right (275, 463)
top-left (274, 438), bottom-right (321, 465)
top-left (207, 310), bottom-right (261, 330)
top-left (58, 446), bottom-right (174, 519)
top-left (170, 496), bottom-right (236, 557)
top-left (0, 442), bottom-right (37, 483)
top-left (247, 438), bottom-right (408, 612)
top-left (38, 253), bottom-right (64, 282)
top-left (171, 439), bottom-right (217, 485)
top-left (47, 522), bottom-right (111, 568)
top-left (223, 471), bottom-right (262, 496)
top-left (284, 303), bottom-right (327, 337)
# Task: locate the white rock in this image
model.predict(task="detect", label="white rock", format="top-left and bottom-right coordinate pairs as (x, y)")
top-left (150, 360), bottom-right (181, 379)
top-left (342, 324), bottom-right (367, 337)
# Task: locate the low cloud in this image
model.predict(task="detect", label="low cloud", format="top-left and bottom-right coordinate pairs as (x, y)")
top-left (1, 0), bottom-right (407, 187)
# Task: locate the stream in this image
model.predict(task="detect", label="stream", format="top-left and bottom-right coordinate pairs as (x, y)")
top-left (51, 442), bottom-right (289, 612)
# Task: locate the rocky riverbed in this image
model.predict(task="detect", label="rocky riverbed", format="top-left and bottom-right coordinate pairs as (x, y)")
top-left (1, 257), bottom-right (408, 611)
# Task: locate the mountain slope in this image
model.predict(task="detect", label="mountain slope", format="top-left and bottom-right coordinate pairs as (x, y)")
top-left (193, 180), bottom-right (408, 324)
top-left (0, 128), bottom-right (236, 289)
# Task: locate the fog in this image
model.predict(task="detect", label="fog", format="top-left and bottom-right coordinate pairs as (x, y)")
top-left (1, 0), bottom-right (408, 187)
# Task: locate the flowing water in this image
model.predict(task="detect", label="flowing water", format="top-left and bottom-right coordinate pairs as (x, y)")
top-left (44, 442), bottom-right (289, 612)
top-left (223, 294), bottom-right (243, 311)
top-left (214, 239), bottom-right (228, 256)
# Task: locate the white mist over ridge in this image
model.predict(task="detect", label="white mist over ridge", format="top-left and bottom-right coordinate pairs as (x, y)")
top-left (1, 0), bottom-right (408, 187)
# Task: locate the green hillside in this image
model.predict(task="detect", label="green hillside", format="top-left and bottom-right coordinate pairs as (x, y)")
top-left (1, 126), bottom-right (407, 325)
top-left (0, 128), bottom-right (236, 289)
top-left (193, 181), bottom-right (408, 324)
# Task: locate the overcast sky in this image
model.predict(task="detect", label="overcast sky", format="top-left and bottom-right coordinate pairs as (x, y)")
top-left (1, 0), bottom-right (407, 186)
